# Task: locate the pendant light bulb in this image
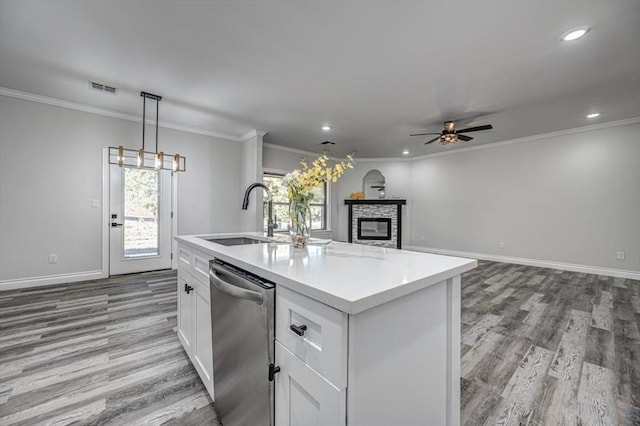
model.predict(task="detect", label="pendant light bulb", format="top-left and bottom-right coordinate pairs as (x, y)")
top-left (172, 154), bottom-right (180, 172)
top-left (108, 92), bottom-right (185, 172)
top-left (117, 145), bottom-right (124, 167)
top-left (155, 152), bottom-right (164, 170)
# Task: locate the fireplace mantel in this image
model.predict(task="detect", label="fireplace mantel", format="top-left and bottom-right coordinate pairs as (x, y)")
top-left (344, 199), bottom-right (407, 206)
top-left (345, 199), bottom-right (407, 249)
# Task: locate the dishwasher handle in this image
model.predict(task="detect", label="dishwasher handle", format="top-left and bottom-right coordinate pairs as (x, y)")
top-left (210, 266), bottom-right (264, 305)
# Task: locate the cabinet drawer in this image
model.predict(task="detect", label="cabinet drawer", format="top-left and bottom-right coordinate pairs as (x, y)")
top-left (177, 245), bottom-right (192, 272)
top-left (191, 249), bottom-right (211, 284)
top-left (276, 287), bottom-right (347, 389)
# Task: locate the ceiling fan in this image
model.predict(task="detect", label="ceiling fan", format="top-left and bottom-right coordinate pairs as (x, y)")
top-left (410, 121), bottom-right (493, 145)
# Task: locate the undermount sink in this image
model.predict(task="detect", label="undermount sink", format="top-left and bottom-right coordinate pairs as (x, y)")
top-left (202, 236), bottom-right (267, 246)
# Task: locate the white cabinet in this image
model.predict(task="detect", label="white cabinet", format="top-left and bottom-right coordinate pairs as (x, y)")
top-left (275, 342), bottom-right (346, 426)
top-left (177, 271), bottom-right (193, 353)
top-left (176, 243), bottom-right (214, 399)
top-left (276, 286), bottom-right (348, 389)
top-left (176, 239), bottom-right (462, 425)
top-left (275, 286), bottom-right (348, 426)
top-left (191, 274), bottom-right (213, 397)
top-left (275, 277), bottom-right (461, 426)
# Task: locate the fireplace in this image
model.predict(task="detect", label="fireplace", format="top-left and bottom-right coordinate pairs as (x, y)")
top-left (345, 199), bottom-right (406, 249)
top-left (357, 218), bottom-right (392, 240)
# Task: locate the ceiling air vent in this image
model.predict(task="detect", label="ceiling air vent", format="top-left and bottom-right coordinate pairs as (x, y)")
top-left (89, 81), bottom-right (118, 95)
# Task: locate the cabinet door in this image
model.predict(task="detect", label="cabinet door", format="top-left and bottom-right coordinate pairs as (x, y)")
top-left (192, 278), bottom-right (214, 398)
top-left (275, 342), bottom-right (346, 426)
top-left (177, 271), bottom-right (193, 353)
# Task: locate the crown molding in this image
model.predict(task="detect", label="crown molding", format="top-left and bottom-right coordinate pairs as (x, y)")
top-left (264, 143), bottom-right (412, 163)
top-left (241, 129), bottom-right (268, 141)
top-left (263, 142), bottom-right (346, 162)
top-left (161, 122), bottom-right (242, 142)
top-left (407, 116), bottom-right (640, 162)
top-left (351, 156), bottom-right (413, 163)
top-left (0, 87), bottom-right (244, 142)
top-left (266, 116), bottom-right (640, 163)
top-left (263, 143), bottom-right (364, 164)
top-left (5, 87), bottom-right (638, 159)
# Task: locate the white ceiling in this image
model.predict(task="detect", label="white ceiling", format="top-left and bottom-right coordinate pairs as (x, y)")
top-left (1, 1), bottom-right (639, 158)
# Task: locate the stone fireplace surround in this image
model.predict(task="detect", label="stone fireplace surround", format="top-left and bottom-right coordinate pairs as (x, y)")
top-left (344, 199), bottom-right (407, 249)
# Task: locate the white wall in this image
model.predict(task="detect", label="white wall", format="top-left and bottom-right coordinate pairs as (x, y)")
top-left (167, 126), bottom-right (243, 236)
top-left (409, 121), bottom-right (640, 273)
top-left (240, 131), bottom-right (264, 232)
top-left (0, 95), bottom-right (243, 282)
top-left (262, 144), bottom-right (307, 173)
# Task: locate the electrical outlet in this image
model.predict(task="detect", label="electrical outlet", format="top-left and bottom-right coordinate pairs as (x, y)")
top-left (420, 235), bottom-right (425, 241)
top-left (499, 242), bottom-right (505, 249)
top-left (92, 199), bottom-right (100, 208)
top-left (616, 251), bottom-right (625, 260)
top-left (48, 254), bottom-right (58, 264)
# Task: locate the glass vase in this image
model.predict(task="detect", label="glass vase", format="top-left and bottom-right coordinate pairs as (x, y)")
top-left (289, 199), bottom-right (311, 248)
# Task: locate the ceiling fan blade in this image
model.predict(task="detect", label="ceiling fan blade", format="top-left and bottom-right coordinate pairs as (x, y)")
top-left (424, 136), bottom-right (440, 145)
top-left (457, 134), bottom-right (473, 142)
top-left (456, 124), bottom-right (493, 133)
top-left (410, 132), bottom-right (440, 136)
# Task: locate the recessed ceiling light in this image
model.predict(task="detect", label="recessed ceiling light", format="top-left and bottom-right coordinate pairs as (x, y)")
top-left (586, 112), bottom-right (600, 119)
top-left (402, 149), bottom-right (410, 155)
top-left (322, 125), bottom-right (331, 132)
top-left (562, 26), bottom-right (590, 41)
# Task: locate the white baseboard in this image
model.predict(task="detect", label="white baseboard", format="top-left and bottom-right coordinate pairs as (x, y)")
top-left (0, 270), bottom-right (107, 291)
top-left (404, 245), bottom-right (640, 280)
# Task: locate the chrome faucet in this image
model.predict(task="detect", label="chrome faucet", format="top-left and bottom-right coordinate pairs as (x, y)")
top-left (242, 183), bottom-right (275, 237)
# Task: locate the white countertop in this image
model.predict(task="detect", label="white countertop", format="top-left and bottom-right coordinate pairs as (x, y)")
top-left (176, 232), bottom-right (477, 314)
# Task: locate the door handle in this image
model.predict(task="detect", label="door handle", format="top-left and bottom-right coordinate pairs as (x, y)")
top-left (185, 283), bottom-right (193, 294)
top-left (111, 222), bottom-right (123, 227)
top-left (268, 363), bottom-right (281, 381)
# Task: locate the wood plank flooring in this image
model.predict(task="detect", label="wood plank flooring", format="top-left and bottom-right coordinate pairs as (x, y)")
top-left (1, 262), bottom-right (638, 425)
top-left (461, 261), bottom-right (640, 426)
top-left (0, 271), bottom-right (220, 425)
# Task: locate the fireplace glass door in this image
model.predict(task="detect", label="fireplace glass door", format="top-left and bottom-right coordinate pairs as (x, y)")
top-left (357, 218), bottom-right (392, 240)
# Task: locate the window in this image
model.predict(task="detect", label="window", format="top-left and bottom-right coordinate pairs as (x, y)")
top-left (263, 173), bottom-right (327, 232)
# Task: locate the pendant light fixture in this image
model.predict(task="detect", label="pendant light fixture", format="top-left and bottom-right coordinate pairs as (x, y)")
top-left (109, 91), bottom-right (186, 172)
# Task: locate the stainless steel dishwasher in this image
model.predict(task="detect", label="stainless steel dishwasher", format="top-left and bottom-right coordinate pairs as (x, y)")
top-left (209, 258), bottom-right (277, 426)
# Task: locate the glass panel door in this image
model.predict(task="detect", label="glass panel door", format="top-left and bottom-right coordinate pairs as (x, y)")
top-left (123, 168), bottom-right (160, 258)
top-left (109, 163), bottom-right (172, 275)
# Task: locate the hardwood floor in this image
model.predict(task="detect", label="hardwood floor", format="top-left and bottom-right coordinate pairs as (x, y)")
top-left (461, 261), bottom-right (640, 426)
top-left (0, 271), bottom-right (220, 425)
top-left (0, 262), bottom-right (638, 425)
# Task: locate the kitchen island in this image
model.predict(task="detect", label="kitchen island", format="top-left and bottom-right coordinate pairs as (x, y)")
top-left (175, 233), bottom-right (476, 426)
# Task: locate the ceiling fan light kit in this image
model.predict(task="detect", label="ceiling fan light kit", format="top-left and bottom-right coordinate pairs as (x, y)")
top-left (109, 91), bottom-right (186, 172)
top-left (410, 120), bottom-right (494, 145)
